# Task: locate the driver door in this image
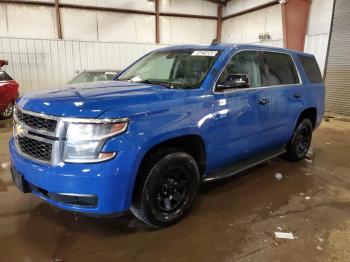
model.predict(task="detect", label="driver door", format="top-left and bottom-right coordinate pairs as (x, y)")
top-left (206, 50), bottom-right (275, 170)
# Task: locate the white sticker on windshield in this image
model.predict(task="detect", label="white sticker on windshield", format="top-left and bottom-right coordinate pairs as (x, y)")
top-left (191, 50), bottom-right (218, 57)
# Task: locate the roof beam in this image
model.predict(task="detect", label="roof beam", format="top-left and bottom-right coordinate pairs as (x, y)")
top-left (205, 0), bottom-right (229, 6)
top-left (54, 0), bottom-right (62, 39)
top-left (216, 5), bottom-right (223, 42)
top-left (155, 0), bottom-right (160, 43)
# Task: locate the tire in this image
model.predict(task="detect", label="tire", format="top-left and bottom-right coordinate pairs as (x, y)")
top-left (0, 102), bottom-right (14, 119)
top-left (131, 149), bottom-right (200, 228)
top-left (286, 118), bottom-right (313, 161)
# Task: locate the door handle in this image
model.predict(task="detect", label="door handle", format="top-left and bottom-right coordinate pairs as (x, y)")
top-left (258, 98), bottom-right (270, 105)
top-left (294, 93), bottom-right (302, 98)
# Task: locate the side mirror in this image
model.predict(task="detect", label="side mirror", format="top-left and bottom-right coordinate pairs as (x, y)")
top-left (216, 74), bottom-right (250, 90)
top-left (0, 60), bottom-right (8, 68)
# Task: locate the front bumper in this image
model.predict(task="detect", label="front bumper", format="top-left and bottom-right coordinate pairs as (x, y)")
top-left (9, 138), bottom-right (138, 215)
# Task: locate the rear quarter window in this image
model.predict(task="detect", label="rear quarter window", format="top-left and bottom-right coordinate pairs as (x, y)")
top-left (298, 55), bottom-right (323, 83)
top-left (260, 52), bottom-right (299, 86)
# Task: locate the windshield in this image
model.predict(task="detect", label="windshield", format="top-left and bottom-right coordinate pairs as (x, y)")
top-left (68, 71), bottom-right (118, 84)
top-left (117, 49), bottom-right (220, 89)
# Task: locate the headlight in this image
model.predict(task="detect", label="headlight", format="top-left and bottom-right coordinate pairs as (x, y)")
top-left (63, 119), bottom-right (129, 163)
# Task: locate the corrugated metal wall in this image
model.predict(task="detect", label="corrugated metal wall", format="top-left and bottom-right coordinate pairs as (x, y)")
top-left (324, 0), bottom-right (350, 116)
top-left (0, 37), bottom-right (167, 93)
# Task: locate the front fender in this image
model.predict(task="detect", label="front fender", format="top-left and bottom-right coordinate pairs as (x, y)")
top-left (100, 100), bottom-right (205, 209)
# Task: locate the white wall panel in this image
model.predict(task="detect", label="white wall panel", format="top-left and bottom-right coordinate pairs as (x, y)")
top-left (60, 0), bottom-right (155, 11)
top-left (204, 1), bottom-right (218, 16)
top-left (160, 0), bottom-right (217, 16)
top-left (304, 33), bottom-right (329, 75)
top-left (263, 4), bottom-right (283, 41)
top-left (304, 0), bottom-right (334, 75)
top-left (222, 16), bottom-right (242, 43)
top-left (222, 5), bottom-right (283, 44)
top-left (5, 4), bottom-right (57, 39)
top-left (201, 20), bottom-right (217, 43)
top-left (61, 8), bottom-right (98, 41)
top-left (160, 16), bottom-right (216, 44)
top-left (61, 8), bottom-right (155, 43)
top-left (0, 5), bottom-right (8, 37)
top-left (98, 13), bottom-right (155, 43)
top-left (240, 10), bottom-right (267, 43)
top-left (134, 15), bottom-right (156, 43)
top-left (223, 0), bottom-right (273, 17)
top-left (97, 0), bottom-right (155, 11)
top-left (307, 0), bottom-right (334, 35)
top-left (59, 0), bottom-right (97, 6)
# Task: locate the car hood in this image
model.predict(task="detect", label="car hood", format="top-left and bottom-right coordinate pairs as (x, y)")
top-left (17, 81), bottom-right (189, 118)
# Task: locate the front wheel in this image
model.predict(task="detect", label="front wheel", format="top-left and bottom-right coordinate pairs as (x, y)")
top-left (131, 149), bottom-right (200, 228)
top-left (0, 102), bottom-right (14, 119)
top-left (286, 118), bottom-right (313, 161)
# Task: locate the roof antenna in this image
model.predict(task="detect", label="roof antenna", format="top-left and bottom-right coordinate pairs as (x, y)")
top-left (211, 38), bottom-right (219, 45)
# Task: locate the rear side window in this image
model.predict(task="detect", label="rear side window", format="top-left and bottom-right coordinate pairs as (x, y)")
top-left (298, 55), bottom-right (323, 83)
top-left (260, 52), bottom-right (299, 86)
top-left (0, 71), bottom-right (13, 81)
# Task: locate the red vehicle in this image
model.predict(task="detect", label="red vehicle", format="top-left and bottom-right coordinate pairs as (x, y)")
top-left (0, 60), bottom-right (19, 119)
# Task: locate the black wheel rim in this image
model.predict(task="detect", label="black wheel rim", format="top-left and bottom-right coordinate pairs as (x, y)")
top-left (295, 125), bottom-right (311, 155)
top-left (155, 169), bottom-right (190, 213)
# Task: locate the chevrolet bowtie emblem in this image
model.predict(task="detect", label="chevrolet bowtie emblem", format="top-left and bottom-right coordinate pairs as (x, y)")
top-left (15, 124), bottom-right (25, 136)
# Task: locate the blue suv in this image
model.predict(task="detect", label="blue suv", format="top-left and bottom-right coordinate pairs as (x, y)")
top-left (10, 44), bottom-right (324, 228)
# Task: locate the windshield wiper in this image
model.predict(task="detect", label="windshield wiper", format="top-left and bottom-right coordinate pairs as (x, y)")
top-left (140, 79), bottom-right (175, 89)
top-left (118, 78), bottom-right (197, 89)
top-left (143, 80), bottom-right (198, 89)
top-left (167, 82), bottom-right (198, 89)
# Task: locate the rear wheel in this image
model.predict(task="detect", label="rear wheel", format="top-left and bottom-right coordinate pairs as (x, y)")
top-left (286, 118), bottom-right (313, 161)
top-left (131, 149), bottom-right (200, 228)
top-left (0, 102), bottom-right (14, 119)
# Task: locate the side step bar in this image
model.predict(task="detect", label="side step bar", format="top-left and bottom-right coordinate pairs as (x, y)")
top-left (202, 147), bottom-right (287, 183)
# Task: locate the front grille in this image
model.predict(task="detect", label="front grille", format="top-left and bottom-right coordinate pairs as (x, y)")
top-left (17, 136), bottom-right (52, 162)
top-left (16, 109), bottom-right (57, 132)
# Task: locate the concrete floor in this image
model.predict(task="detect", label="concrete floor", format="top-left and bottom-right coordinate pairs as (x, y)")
top-left (1, 119), bottom-right (350, 262)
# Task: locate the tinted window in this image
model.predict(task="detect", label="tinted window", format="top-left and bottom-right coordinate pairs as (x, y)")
top-left (0, 71), bottom-right (13, 81)
top-left (218, 51), bottom-right (262, 88)
top-left (298, 55), bottom-right (323, 83)
top-left (260, 52), bottom-right (299, 86)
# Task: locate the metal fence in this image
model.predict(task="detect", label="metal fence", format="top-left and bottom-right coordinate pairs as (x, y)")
top-left (0, 37), bottom-right (167, 93)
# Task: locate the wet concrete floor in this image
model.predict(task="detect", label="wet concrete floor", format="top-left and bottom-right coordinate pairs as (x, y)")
top-left (0, 118), bottom-right (350, 261)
